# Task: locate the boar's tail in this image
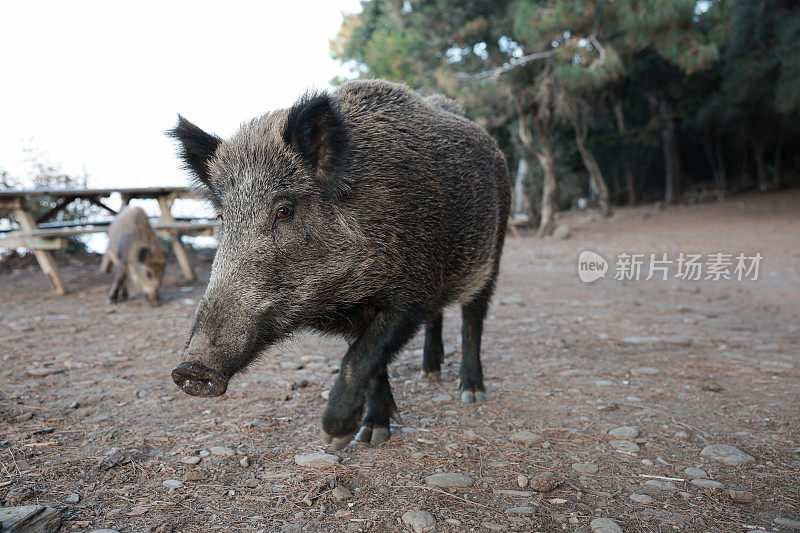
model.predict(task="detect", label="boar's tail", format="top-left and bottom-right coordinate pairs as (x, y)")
top-left (424, 94), bottom-right (464, 116)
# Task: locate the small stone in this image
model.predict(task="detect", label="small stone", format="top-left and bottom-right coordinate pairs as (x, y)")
top-left (572, 463), bottom-right (598, 474)
top-left (641, 459), bottom-right (654, 466)
top-left (774, 518), bottom-right (800, 530)
top-left (401, 510), bottom-right (436, 533)
top-left (673, 430), bottom-right (689, 439)
top-left (181, 456), bottom-right (201, 465)
top-left (508, 431), bottom-right (544, 445)
top-left (240, 456), bottom-right (250, 468)
top-left (630, 493), bottom-right (654, 503)
top-left (184, 472), bottom-right (206, 482)
top-left (280, 361), bottom-right (304, 370)
top-left (683, 467), bottom-right (707, 479)
top-left (726, 489), bottom-right (754, 504)
top-left (517, 475), bottom-right (528, 488)
top-left (630, 366), bottom-right (660, 376)
top-left (163, 479), bottom-right (183, 489)
top-left (294, 453), bottom-right (341, 467)
top-left (529, 471), bottom-right (562, 492)
top-left (64, 493), bottom-right (80, 503)
top-left (644, 480), bottom-right (677, 493)
top-left (209, 446), bottom-right (236, 456)
top-left (609, 440), bottom-right (640, 454)
top-left (444, 518), bottom-right (462, 525)
top-left (700, 444), bottom-right (755, 466)
top-left (331, 485), bottom-right (353, 501)
top-left (481, 522), bottom-right (507, 531)
top-left (281, 525), bottom-right (302, 533)
top-left (432, 394), bottom-right (452, 402)
top-left (590, 518), bottom-right (623, 533)
top-left (691, 478), bottom-right (725, 490)
top-left (608, 426), bottom-right (639, 439)
top-left (494, 489), bottom-right (533, 497)
top-left (28, 367), bottom-right (65, 377)
top-left (14, 459), bottom-right (31, 471)
top-left (199, 450), bottom-right (210, 457)
top-left (424, 473), bottom-right (473, 488)
top-left (505, 506), bottom-right (537, 515)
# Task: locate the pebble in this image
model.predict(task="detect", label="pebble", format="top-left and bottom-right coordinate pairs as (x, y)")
top-left (424, 473), bottom-right (474, 488)
top-left (506, 506), bottom-right (537, 515)
top-left (294, 453), bottom-right (341, 467)
top-left (280, 361), bottom-right (304, 370)
top-left (199, 450), bottom-right (210, 457)
top-left (508, 431), bottom-right (544, 445)
top-left (332, 485), bottom-right (353, 501)
top-left (163, 479), bottom-right (183, 489)
top-left (726, 489), bottom-right (754, 504)
top-left (641, 459), bottom-right (654, 466)
top-left (608, 426), bottom-right (639, 439)
top-left (481, 522), bottom-right (507, 531)
top-left (644, 480), bottom-right (677, 493)
top-left (691, 478), bottom-right (724, 490)
top-left (517, 475), bottom-right (528, 488)
top-left (64, 493), bottom-right (80, 503)
top-left (700, 444), bottom-right (755, 466)
top-left (630, 366), bottom-right (660, 376)
top-left (180, 456), bottom-right (201, 465)
top-left (444, 518), bottom-right (461, 525)
top-left (774, 518), bottom-right (800, 530)
top-left (240, 456), bottom-right (250, 468)
top-left (609, 440), bottom-right (640, 454)
top-left (683, 467), bottom-right (707, 479)
top-left (529, 471), bottom-right (563, 492)
top-left (184, 472), bottom-right (206, 482)
top-left (401, 510), bottom-right (436, 533)
top-left (590, 518), bottom-right (623, 533)
top-left (432, 394), bottom-right (452, 402)
top-left (572, 463), bottom-right (598, 474)
top-left (630, 493), bottom-right (654, 503)
top-left (673, 430), bottom-right (690, 439)
top-left (209, 446), bottom-right (236, 456)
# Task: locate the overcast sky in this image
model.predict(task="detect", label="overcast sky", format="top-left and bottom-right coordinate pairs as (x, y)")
top-left (0, 0), bottom-right (363, 189)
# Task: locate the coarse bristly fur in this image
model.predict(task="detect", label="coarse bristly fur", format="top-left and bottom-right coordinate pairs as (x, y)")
top-left (106, 206), bottom-right (166, 306)
top-left (169, 79), bottom-right (511, 448)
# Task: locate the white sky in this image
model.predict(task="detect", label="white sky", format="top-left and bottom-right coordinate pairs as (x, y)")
top-left (0, 0), bottom-right (363, 189)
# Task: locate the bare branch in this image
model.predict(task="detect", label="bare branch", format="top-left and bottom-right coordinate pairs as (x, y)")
top-left (588, 33), bottom-right (607, 71)
top-left (457, 49), bottom-right (558, 81)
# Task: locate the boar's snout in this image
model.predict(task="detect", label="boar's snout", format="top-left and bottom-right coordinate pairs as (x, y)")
top-left (171, 362), bottom-right (228, 397)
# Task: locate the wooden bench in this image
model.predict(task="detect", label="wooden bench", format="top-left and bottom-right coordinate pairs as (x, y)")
top-left (0, 186), bottom-right (219, 294)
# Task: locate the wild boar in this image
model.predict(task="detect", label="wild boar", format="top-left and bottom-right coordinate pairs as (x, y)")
top-left (169, 80), bottom-right (510, 450)
top-left (106, 206), bottom-right (166, 306)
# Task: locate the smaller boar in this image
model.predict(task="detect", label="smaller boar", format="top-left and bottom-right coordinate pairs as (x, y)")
top-left (106, 206), bottom-right (166, 306)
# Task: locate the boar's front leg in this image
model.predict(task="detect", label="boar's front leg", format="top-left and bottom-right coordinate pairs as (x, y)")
top-left (355, 367), bottom-right (402, 446)
top-left (421, 313), bottom-right (444, 381)
top-left (322, 309), bottom-right (421, 451)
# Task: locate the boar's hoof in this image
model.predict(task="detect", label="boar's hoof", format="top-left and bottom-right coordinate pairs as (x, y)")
top-left (460, 390), bottom-right (487, 404)
top-left (321, 430), bottom-right (354, 451)
top-left (171, 362), bottom-right (228, 397)
top-left (421, 370), bottom-right (442, 382)
top-left (355, 425), bottom-right (391, 446)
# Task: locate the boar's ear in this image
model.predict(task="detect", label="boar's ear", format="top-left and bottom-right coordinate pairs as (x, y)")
top-left (282, 92), bottom-right (349, 200)
top-left (168, 115), bottom-right (222, 191)
top-left (137, 247), bottom-right (151, 263)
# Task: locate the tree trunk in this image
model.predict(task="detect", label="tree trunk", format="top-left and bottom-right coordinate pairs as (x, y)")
top-left (714, 137), bottom-right (727, 191)
top-left (751, 136), bottom-right (768, 191)
top-left (537, 141), bottom-right (558, 237)
top-left (518, 111), bottom-right (558, 237)
top-left (572, 112), bottom-right (611, 217)
top-left (660, 99), bottom-right (682, 203)
top-left (613, 101), bottom-right (636, 205)
top-left (512, 158), bottom-right (529, 218)
top-left (773, 135), bottom-right (784, 189)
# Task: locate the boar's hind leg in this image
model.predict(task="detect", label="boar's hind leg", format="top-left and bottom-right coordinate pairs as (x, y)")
top-left (322, 309), bottom-right (422, 451)
top-left (107, 267), bottom-right (127, 304)
top-left (355, 367), bottom-right (401, 446)
top-left (460, 286), bottom-right (493, 403)
top-left (421, 313), bottom-right (444, 381)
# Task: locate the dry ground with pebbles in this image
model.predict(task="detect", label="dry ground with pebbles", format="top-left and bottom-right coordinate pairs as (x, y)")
top-left (1, 191), bottom-right (799, 533)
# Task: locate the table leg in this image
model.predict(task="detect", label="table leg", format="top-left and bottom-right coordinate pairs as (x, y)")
top-left (14, 208), bottom-right (68, 295)
top-left (157, 194), bottom-right (196, 281)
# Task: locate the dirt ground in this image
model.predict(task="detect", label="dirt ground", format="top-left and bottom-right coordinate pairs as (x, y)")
top-left (1, 191), bottom-right (798, 533)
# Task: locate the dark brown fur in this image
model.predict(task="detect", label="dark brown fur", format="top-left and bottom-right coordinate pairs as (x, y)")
top-left (170, 80), bottom-right (510, 449)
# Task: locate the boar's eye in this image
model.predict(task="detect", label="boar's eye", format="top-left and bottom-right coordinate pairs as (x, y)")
top-left (215, 213), bottom-right (223, 222)
top-left (276, 205), bottom-right (294, 221)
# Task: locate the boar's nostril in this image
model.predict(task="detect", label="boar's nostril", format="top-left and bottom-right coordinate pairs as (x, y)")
top-left (171, 362), bottom-right (228, 397)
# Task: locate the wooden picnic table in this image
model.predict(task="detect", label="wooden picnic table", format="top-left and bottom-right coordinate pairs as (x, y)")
top-left (0, 186), bottom-right (219, 295)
